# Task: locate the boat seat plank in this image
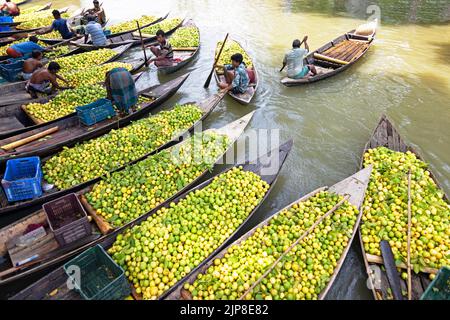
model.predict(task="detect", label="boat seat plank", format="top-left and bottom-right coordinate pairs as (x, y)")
top-left (0, 117), bottom-right (25, 132)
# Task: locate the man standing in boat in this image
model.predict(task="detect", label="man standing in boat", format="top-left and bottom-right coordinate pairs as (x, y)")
top-left (105, 67), bottom-right (138, 115)
top-left (0, 0), bottom-right (19, 17)
top-left (146, 30), bottom-right (174, 67)
top-left (37, 10), bottom-right (76, 40)
top-left (216, 53), bottom-right (249, 94)
top-left (282, 37), bottom-right (317, 79)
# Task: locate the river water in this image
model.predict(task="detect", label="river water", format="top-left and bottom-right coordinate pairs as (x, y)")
top-left (3, 0), bottom-right (449, 299)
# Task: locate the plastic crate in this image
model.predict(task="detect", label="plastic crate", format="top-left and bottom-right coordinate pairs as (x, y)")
top-left (76, 98), bottom-right (116, 126)
top-left (43, 193), bottom-right (92, 247)
top-left (64, 245), bottom-right (131, 300)
top-left (0, 16), bottom-right (12, 32)
top-left (421, 267), bottom-right (450, 300)
top-left (103, 29), bottom-right (112, 36)
top-left (0, 60), bottom-right (24, 82)
top-left (2, 157), bottom-right (43, 202)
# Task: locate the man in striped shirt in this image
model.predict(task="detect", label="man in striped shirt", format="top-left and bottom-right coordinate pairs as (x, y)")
top-left (147, 30), bottom-right (174, 67)
top-left (84, 15), bottom-right (107, 46)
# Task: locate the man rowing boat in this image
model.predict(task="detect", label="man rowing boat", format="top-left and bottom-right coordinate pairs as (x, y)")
top-left (282, 37), bottom-right (317, 79)
top-left (147, 30), bottom-right (174, 67)
top-left (0, 0), bottom-right (19, 17)
top-left (86, 0), bottom-right (106, 25)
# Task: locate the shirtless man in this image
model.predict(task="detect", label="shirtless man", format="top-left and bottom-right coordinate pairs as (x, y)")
top-left (26, 62), bottom-right (71, 98)
top-left (0, 0), bottom-right (20, 17)
top-left (86, 0), bottom-right (106, 25)
top-left (22, 50), bottom-right (43, 80)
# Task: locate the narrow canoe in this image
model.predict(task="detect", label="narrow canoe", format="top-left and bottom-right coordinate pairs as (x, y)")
top-left (73, 16), bottom-right (184, 51)
top-left (0, 2), bottom-right (53, 27)
top-left (0, 40), bottom-right (131, 106)
top-left (0, 73), bottom-right (189, 164)
top-left (213, 38), bottom-right (258, 105)
top-left (0, 7), bottom-right (70, 37)
top-left (165, 165), bottom-right (372, 300)
top-left (281, 19), bottom-right (377, 87)
top-left (0, 83), bottom-right (222, 219)
top-left (2, 108), bottom-right (250, 289)
top-left (39, 12), bottom-right (169, 46)
top-left (359, 115), bottom-right (449, 300)
top-left (9, 135), bottom-right (292, 299)
top-left (156, 19), bottom-right (200, 75)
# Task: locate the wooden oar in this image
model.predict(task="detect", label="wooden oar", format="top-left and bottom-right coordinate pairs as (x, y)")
top-left (239, 194), bottom-right (350, 300)
top-left (407, 170), bottom-right (412, 300)
top-left (0, 127), bottom-right (59, 151)
top-left (136, 21), bottom-right (149, 67)
top-left (380, 240), bottom-right (404, 300)
top-left (204, 33), bottom-right (228, 88)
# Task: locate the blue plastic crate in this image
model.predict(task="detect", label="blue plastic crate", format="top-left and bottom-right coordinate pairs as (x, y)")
top-left (0, 60), bottom-right (24, 82)
top-left (0, 16), bottom-right (12, 32)
top-left (64, 245), bottom-right (131, 300)
top-left (76, 98), bottom-right (116, 126)
top-left (2, 157), bottom-right (43, 202)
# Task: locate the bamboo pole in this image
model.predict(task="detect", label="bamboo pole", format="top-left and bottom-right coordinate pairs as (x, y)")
top-left (1, 127), bottom-right (59, 151)
top-left (314, 53), bottom-right (349, 65)
top-left (407, 170), bottom-right (412, 300)
top-left (136, 21), bottom-right (149, 67)
top-left (239, 194), bottom-right (350, 300)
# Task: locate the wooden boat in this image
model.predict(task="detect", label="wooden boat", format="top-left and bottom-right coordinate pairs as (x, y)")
top-left (157, 19), bottom-right (200, 75)
top-left (0, 2), bottom-right (53, 27)
top-left (165, 165), bottom-right (372, 300)
top-left (0, 36), bottom-right (86, 64)
top-left (16, 0), bottom-right (31, 6)
top-left (214, 38), bottom-right (258, 105)
top-left (359, 115), bottom-right (449, 300)
top-left (0, 7), bottom-right (70, 38)
top-left (0, 48), bottom-right (144, 112)
top-left (281, 19), bottom-right (377, 87)
top-left (0, 73), bottom-right (189, 164)
top-left (9, 135), bottom-right (291, 299)
top-left (40, 13), bottom-right (169, 46)
top-left (0, 85), bottom-right (223, 219)
top-left (2, 109), bottom-right (250, 288)
top-left (73, 16), bottom-right (183, 51)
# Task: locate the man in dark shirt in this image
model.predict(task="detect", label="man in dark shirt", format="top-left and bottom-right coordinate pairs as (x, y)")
top-left (37, 10), bottom-right (75, 39)
top-left (147, 30), bottom-right (174, 67)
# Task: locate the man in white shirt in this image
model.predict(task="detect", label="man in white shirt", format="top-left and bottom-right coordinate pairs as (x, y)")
top-left (282, 37), bottom-right (317, 79)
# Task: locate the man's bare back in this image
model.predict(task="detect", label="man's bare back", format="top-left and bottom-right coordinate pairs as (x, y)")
top-left (29, 68), bottom-right (58, 86)
top-left (23, 58), bottom-right (43, 74)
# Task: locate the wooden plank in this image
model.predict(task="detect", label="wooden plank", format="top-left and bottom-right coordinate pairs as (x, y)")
top-left (366, 254), bottom-right (438, 274)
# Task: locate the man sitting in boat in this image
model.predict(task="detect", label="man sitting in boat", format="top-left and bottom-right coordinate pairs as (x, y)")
top-left (216, 53), bottom-right (249, 94)
top-left (22, 50), bottom-right (43, 80)
top-left (84, 14), bottom-right (107, 46)
top-left (86, 0), bottom-right (106, 25)
top-left (282, 37), bottom-right (317, 79)
top-left (37, 10), bottom-right (76, 40)
top-left (0, 0), bottom-right (19, 17)
top-left (147, 30), bottom-right (174, 67)
top-left (105, 67), bottom-right (138, 115)
top-left (26, 62), bottom-right (71, 98)
top-left (6, 36), bottom-right (47, 58)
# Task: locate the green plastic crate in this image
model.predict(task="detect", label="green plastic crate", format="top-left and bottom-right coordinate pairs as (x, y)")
top-left (420, 267), bottom-right (450, 300)
top-left (64, 244), bottom-right (131, 300)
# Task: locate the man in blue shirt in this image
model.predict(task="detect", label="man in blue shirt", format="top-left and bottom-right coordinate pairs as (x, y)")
top-left (38, 10), bottom-right (75, 40)
top-left (217, 53), bottom-right (250, 94)
top-left (84, 15), bottom-right (107, 46)
top-left (6, 36), bottom-right (47, 58)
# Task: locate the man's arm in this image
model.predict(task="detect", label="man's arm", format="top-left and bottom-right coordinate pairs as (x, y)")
top-left (36, 25), bottom-right (54, 35)
top-left (303, 36), bottom-right (309, 52)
